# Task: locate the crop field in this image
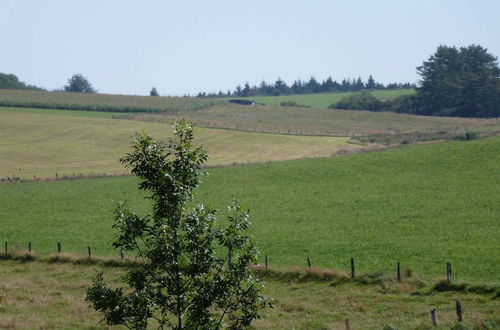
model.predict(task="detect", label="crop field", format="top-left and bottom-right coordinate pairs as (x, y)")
top-left (0, 260), bottom-right (498, 329)
top-left (0, 89), bottom-right (224, 112)
top-left (225, 89), bottom-right (416, 109)
top-left (1, 137), bottom-right (499, 283)
top-left (0, 107), bottom-right (354, 179)
top-left (128, 103), bottom-right (500, 137)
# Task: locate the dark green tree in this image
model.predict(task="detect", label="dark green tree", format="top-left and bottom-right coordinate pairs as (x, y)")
top-left (150, 87), bottom-right (160, 96)
top-left (305, 77), bottom-right (320, 93)
top-left (416, 44), bottom-right (500, 117)
top-left (366, 75), bottom-right (376, 90)
top-left (241, 82), bottom-right (251, 97)
top-left (273, 78), bottom-right (289, 95)
top-left (0, 72), bottom-right (43, 90)
top-left (86, 121), bottom-right (270, 329)
top-left (64, 73), bottom-right (96, 93)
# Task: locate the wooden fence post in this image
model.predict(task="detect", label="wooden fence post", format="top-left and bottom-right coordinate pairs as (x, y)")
top-left (28, 242), bottom-right (32, 253)
top-left (120, 249), bottom-right (124, 260)
top-left (431, 308), bottom-right (437, 326)
top-left (57, 242), bottom-right (61, 254)
top-left (265, 255), bottom-right (268, 270)
top-left (397, 261), bottom-right (401, 281)
top-left (307, 256), bottom-right (311, 268)
top-left (456, 300), bottom-right (463, 322)
top-left (88, 247), bottom-right (91, 259)
top-left (345, 319), bottom-right (351, 330)
top-left (350, 258), bottom-right (355, 278)
top-left (446, 262), bottom-right (452, 283)
top-left (4, 241), bottom-right (7, 254)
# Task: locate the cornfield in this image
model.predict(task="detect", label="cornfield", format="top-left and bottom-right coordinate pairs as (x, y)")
top-left (0, 89), bottom-right (225, 113)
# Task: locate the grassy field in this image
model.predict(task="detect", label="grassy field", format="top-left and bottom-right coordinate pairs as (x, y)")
top-left (1, 137), bottom-right (498, 283)
top-left (0, 89), bottom-right (224, 112)
top-left (128, 103), bottom-right (500, 138)
top-left (0, 259), bottom-right (498, 329)
top-left (225, 89), bottom-right (416, 109)
top-left (0, 107), bottom-right (354, 179)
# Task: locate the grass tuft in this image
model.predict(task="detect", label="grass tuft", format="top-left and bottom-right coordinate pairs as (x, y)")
top-left (0, 251), bottom-right (38, 262)
top-left (249, 265), bottom-right (349, 283)
top-left (432, 278), bottom-right (500, 297)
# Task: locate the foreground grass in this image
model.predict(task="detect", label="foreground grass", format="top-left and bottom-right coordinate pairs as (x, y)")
top-left (129, 103), bottom-right (500, 137)
top-left (224, 89), bottom-right (416, 109)
top-left (0, 260), bottom-right (498, 329)
top-left (0, 108), bottom-right (353, 179)
top-left (1, 137), bottom-right (499, 283)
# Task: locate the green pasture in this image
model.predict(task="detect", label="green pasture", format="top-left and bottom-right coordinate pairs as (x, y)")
top-left (225, 89), bottom-right (415, 109)
top-left (1, 137), bottom-right (499, 283)
top-left (0, 107), bottom-right (353, 179)
top-left (131, 103), bottom-right (500, 137)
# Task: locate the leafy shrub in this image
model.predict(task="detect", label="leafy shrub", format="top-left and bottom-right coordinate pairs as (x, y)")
top-left (330, 91), bottom-right (383, 111)
top-left (280, 100), bottom-right (309, 108)
top-left (455, 131), bottom-right (479, 141)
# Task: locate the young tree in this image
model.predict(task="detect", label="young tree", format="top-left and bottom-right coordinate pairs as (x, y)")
top-left (86, 121), bottom-right (270, 329)
top-left (150, 87), bottom-right (160, 96)
top-left (64, 73), bottom-right (96, 93)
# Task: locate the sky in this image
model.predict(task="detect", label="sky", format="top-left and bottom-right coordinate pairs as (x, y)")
top-left (1, 0), bottom-right (499, 96)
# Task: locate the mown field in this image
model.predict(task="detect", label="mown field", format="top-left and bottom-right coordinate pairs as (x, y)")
top-left (0, 260), bottom-right (498, 329)
top-left (128, 103), bottom-right (500, 137)
top-left (0, 89), bottom-right (224, 112)
top-left (0, 107), bottom-right (354, 179)
top-left (225, 89), bottom-right (416, 109)
top-left (1, 137), bottom-right (498, 283)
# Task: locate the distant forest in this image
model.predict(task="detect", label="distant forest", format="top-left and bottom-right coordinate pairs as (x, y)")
top-left (0, 73), bottom-right (44, 91)
top-left (195, 75), bottom-right (415, 98)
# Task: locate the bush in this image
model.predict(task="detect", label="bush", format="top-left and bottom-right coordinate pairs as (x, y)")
top-left (280, 100), bottom-right (309, 108)
top-left (330, 91), bottom-right (383, 111)
top-left (455, 131), bottom-right (479, 141)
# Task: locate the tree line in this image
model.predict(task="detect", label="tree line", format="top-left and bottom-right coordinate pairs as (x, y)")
top-left (196, 75), bottom-right (415, 98)
top-left (0, 73), bottom-right (44, 91)
top-left (0, 72), bottom-right (96, 93)
top-left (332, 45), bottom-right (500, 118)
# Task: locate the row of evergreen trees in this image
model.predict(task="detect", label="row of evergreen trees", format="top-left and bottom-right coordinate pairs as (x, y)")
top-left (196, 75), bottom-right (415, 98)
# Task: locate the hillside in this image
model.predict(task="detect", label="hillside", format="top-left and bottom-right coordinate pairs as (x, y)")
top-left (129, 103), bottom-right (500, 138)
top-left (0, 107), bottom-right (354, 179)
top-left (1, 137), bottom-right (499, 283)
top-left (225, 89), bottom-right (415, 109)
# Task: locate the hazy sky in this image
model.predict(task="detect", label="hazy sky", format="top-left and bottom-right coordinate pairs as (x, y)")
top-left (1, 0), bottom-right (499, 96)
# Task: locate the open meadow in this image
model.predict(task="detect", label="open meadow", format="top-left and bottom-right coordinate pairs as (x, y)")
top-left (0, 259), bottom-right (498, 329)
top-left (127, 103), bottom-right (500, 138)
top-left (1, 137), bottom-right (499, 284)
top-left (225, 89), bottom-right (416, 109)
top-left (0, 107), bottom-right (354, 179)
top-left (1, 93), bottom-right (499, 329)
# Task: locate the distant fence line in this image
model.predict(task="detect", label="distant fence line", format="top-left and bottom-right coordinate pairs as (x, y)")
top-left (113, 114), bottom-right (376, 137)
top-left (0, 171), bottom-right (126, 185)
